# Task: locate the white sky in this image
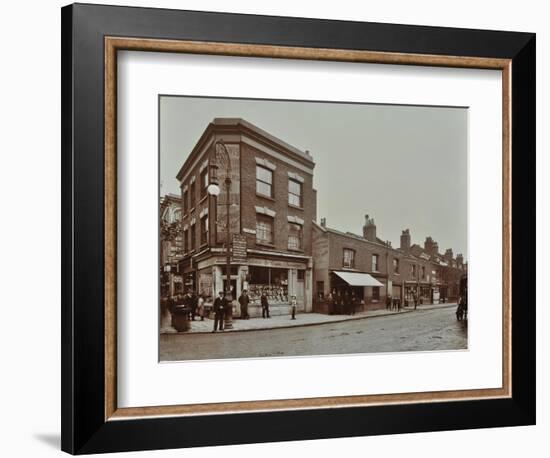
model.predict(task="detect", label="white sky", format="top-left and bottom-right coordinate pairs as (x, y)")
top-left (160, 96), bottom-right (468, 258)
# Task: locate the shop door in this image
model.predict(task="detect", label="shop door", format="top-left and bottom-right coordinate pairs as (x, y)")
top-left (223, 279), bottom-right (238, 301)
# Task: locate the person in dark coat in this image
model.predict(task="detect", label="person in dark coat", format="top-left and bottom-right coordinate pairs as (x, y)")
top-left (261, 292), bottom-right (270, 318)
top-left (238, 289), bottom-right (250, 319)
top-left (344, 290), bottom-right (351, 315)
top-left (190, 291), bottom-right (198, 321)
top-left (350, 292), bottom-right (357, 315)
top-left (212, 291), bottom-right (226, 332)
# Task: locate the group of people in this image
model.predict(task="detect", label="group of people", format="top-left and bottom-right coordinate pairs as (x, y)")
top-left (168, 291), bottom-right (206, 321)
top-left (324, 290), bottom-right (359, 315)
top-left (211, 289), bottom-right (299, 332)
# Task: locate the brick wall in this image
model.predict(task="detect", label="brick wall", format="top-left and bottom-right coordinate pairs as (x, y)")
top-left (240, 142), bottom-right (315, 256)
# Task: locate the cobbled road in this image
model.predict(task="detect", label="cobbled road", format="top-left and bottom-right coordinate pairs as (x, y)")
top-left (160, 306), bottom-right (468, 361)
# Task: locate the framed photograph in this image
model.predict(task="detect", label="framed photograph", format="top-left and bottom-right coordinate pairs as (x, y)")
top-left (61, 3), bottom-right (535, 454)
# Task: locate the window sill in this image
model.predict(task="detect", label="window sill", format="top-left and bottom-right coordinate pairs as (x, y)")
top-left (341, 266), bottom-right (358, 271)
top-left (287, 247), bottom-right (304, 253)
top-left (256, 193), bottom-right (276, 202)
top-left (288, 204), bottom-right (304, 211)
top-left (256, 241), bottom-right (276, 249)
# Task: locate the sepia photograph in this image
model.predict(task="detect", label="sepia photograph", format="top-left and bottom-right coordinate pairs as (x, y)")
top-left (159, 95), bottom-right (468, 362)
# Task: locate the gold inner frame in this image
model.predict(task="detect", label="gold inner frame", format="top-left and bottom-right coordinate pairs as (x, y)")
top-left (104, 37), bottom-right (512, 421)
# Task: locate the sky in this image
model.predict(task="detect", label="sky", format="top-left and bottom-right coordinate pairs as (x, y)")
top-left (160, 96), bottom-right (468, 258)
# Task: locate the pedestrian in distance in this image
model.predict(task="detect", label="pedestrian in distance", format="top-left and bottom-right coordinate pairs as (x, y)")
top-left (261, 292), bottom-right (270, 318)
top-left (212, 291), bottom-right (226, 332)
top-left (197, 292), bottom-right (205, 321)
top-left (350, 292), bottom-right (357, 315)
top-left (344, 290), bottom-right (351, 315)
top-left (326, 292), bottom-right (334, 315)
top-left (191, 291), bottom-right (199, 321)
top-left (238, 289), bottom-right (250, 319)
top-left (413, 292), bottom-right (418, 310)
top-left (290, 295), bottom-right (297, 320)
top-left (386, 294), bottom-right (392, 311)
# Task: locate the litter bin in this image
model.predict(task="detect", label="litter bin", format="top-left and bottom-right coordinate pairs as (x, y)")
top-left (171, 306), bottom-right (190, 332)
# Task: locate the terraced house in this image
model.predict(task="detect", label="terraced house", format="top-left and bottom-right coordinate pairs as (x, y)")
top-left (312, 216), bottom-right (467, 312)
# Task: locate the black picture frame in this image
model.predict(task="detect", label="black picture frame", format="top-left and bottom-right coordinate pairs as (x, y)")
top-left (61, 3), bottom-right (535, 454)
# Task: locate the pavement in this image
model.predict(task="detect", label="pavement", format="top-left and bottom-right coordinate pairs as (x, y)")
top-left (161, 302), bottom-right (457, 334)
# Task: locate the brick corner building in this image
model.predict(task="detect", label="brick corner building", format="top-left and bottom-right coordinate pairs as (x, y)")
top-left (175, 118), bottom-right (316, 317)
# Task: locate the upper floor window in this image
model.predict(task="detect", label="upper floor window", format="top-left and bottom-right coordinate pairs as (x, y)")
top-left (190, 223), bottom-right (196, 250)
top-left (343, 249), bottom-right (356, 269)
top-left (183, 228), bottom-right (189, 253)
top-left (256, 165), bottom-right (273, 198)
top-left (393, 258), bottom-right (400, 274)
top-left (410, 264), bottom-right (417, 278)
top-left (200, 215), bottom-right (208, 245)
top-left (372, 254), bottom-right (379, 272)
top-left (287, 222), bottom-right (303, 250)
top-left (288, 179), bottom-right (302, 207)
top-left (256, 214), bottom-right (274, 245)
top-left (421, 266), bottom-right (426, 279)
top-left (200, 168), bottom-right (208, 198)
top-left (183, 190), bottom-right (188, 214)
top-left (189, 180), bottom-right (196, 209)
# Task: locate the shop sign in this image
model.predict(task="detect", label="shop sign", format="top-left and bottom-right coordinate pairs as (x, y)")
top-left (232, 234), bottom-right (247, 262)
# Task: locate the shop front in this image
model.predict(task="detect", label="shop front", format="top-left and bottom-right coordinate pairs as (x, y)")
top-left (329, 270), bottom-right (384, 313)
top-left (192, 253), bottom-right (312, 318)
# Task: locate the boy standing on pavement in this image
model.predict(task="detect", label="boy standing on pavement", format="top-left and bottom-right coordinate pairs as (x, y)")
top-left (290, 295), bottom-right (297, 320)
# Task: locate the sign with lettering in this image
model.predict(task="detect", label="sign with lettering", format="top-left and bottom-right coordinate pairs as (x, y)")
top-left (232, 234), bottom-right (247, 262)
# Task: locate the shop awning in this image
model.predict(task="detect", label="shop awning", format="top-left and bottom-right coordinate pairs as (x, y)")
top-left (332, 271), bottom-right (383, 287)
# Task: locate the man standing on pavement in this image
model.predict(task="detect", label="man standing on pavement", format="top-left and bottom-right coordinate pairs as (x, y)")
top-left (238, 289), bottom-right (250, 319)
top-left (213, 290), bottom-right (226, 332)
top-left (261, 292), bottom-right (270, 318)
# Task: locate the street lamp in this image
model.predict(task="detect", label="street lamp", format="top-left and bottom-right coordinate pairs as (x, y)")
top-left (207, 139), bottom-right (234, 329)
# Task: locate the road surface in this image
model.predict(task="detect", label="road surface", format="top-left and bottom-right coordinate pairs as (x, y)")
top-left (160, 306), bottom-right (467, 361)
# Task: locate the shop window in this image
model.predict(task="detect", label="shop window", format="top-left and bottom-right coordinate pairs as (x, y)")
top-left (256, 165), bottom-right (273, 198)
top-left (372, 253), bottom-right (379, 271)
top-left (287, 222), bottom-right (303, 250)
top-left (288, 179), bottom-right (302, 207)
top-left (256, 214), bottom-right (274, 245)
top-left (248, 266), bottom-right (289, 305)
top-left (343, 248), bottom-right (355, 269)
top-left (372, 286), bottom-right (380, 301)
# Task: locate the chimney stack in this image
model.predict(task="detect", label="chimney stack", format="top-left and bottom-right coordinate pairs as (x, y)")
top-left (424, 236), bottom-right (439, 256)
top-left (363, 214), bottom-right (377, 242)
top-left (400, 229), bottom-right (411, 252)
top-left (456, 253), bottom-right (464, 267)
top-left (444, 248), bottom-right (454, 261)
